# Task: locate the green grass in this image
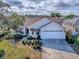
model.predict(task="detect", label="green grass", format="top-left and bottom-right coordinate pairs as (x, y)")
top-left (75, 36), bottom-right (79, 45)
top-left (0, 40), bottom-right (41, 59)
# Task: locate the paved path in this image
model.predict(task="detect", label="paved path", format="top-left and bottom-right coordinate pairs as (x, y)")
top-left (42, 39), bottom-right (79, 59)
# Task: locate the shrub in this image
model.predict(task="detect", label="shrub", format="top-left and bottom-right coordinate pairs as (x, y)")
top-left (0, 31), bottom-right (8, 38)
top-left (33, 47), bottom-right (37, 50)
top-left (13, 33), bottom-right (23, 39)
top-left (4, 33), bottom-right (13, 40)
top-left (22, 41), bottom-right (26, 45)
top-left (66, 32), bottom-right (75, 44)
top-left (25, 56), bottom-right (30, 59)
top-left (75, 36), bottom-right (79, 45)
top-left (68, 39), bottom-right (74, 44)
top-left (27, 43), bottom-right (30, 45)
top-left (39, 42), bottom-right (42, 46)
top-left (37, 46), bottom-right (41, 49)
top-left (27, 36), bottom-right (34, 40)
top-left (26, 40), bottom-right (31, 46)
top-left (31, 43), bottom-right (33, 45)
top-left (0, 49), bottom-right (5, 57)
top-left (24, 36), bottom-right (42, 51)
top-left (37, 36), bottom-right (41, 40)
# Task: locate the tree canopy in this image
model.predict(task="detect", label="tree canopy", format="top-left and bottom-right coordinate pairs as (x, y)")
top-left (64, 14), bottom-right (78, 20)
top-left (51, 13), bottom-right (61, 17)
top-left (8, 13), bottom-right (25, 30)
top-left (0, 13), bottom-right (9, 29)
top-left (0, 0), bottom-right (10, 8)
top-left (0, 13), bottom-right (25, 30)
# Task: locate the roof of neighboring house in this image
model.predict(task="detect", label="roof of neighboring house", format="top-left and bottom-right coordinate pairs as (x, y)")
top-left (63, 17), bottom-right (79, 25)
top-left (63, 18), bottom-right (79, 32)
top-left (24, 17), bottom-right (63, 28)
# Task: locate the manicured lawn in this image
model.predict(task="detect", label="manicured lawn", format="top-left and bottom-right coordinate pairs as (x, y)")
top-left (0, 40), bottom-right (41, 59)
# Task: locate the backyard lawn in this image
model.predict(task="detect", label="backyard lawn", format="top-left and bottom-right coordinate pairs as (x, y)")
top-left (0, 40), bottom-right (41, 59)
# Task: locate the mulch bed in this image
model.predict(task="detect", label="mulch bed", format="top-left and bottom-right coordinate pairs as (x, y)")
top-left (70, 44), bottom-right (79, 55)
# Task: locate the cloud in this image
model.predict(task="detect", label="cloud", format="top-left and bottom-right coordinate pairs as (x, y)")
top-left (4, 0), bottom-right (23, 6)
top-left (27, 0), bottom-right (46, 3)
top-left (3, 0), bottom-right (79, 15)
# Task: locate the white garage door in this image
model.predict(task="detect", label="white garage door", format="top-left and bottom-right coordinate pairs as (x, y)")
top-left (40, 30), bottom-right (65, 39)
top-left (40, 22), bottom-right (66, 39)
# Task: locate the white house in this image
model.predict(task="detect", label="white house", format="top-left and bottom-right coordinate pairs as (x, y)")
top-left (40, 22), bottom-right (65, 39)
top-left (21, 17), bottom-right (66, 39)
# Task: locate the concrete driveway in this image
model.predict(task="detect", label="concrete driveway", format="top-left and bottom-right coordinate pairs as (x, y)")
top-left (42, 39), bottom-right (79, 59)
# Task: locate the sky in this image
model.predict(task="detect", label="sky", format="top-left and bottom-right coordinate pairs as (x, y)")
top-left (3, 0), bottom-right (79, 15)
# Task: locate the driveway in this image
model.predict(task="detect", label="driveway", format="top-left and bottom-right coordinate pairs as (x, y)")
top-left (42, 39), bottom-right (79, 59)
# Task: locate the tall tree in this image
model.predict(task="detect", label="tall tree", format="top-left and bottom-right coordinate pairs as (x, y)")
top-left (0, 13), bottom-right (9, 29)
top-left (8, 13), bottom-right (25, 30)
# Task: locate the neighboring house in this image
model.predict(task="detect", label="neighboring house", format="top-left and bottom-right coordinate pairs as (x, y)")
top-left (62, 17), bottom-right (79, 35)
top-left (19, 17), bottom-right (66, 39)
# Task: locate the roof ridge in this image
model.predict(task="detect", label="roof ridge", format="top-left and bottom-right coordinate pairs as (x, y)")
top-left (28, 18), bottom-right (52, 29)
top-left (39, 22), bottom-right (52, 29)
top-left (28, 18), bottom-right (50, 26)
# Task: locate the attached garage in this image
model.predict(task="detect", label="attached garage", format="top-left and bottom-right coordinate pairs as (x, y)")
top-left (40, 22), bottom-right (66, 39)
top-left (24, 18), bottom-right (66, 39)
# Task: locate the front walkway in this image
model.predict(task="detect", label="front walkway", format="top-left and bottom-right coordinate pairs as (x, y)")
top-left (42, 39), bottom-right (79, 59)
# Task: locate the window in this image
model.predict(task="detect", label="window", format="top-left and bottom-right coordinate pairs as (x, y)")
top-left (32, 31), bottom-right (34, 35)
top-left (27, 29), bottom-right (29, 33)
top-left (36, 32), bottom-right (39, 35)
top-left (76, 30), bottom-right (79, 32)
top-left (43, 30), bottom-right (64, 32)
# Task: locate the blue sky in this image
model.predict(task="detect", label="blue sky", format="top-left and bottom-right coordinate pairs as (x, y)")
top-left (3, 0), bottom-right (79, 15)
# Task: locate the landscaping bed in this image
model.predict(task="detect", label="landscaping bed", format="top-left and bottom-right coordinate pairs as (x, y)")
top-left (21, 36), bottom-right (42, 52)
top-left (70, 44), bottom-right (79, 55)
top-left (66, 35), bottom-right (79, 55)
top-left (0, 40), bottom-right (42, 59)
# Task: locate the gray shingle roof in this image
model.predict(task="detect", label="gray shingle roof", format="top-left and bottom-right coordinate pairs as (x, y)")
top-left (24, 17), bottom-right (63, 27)
top-left (28, 18), bottom-right (52, 29)
top-left (63, 17), bottom-right (79, 25)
